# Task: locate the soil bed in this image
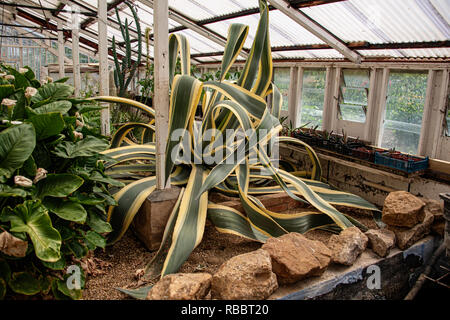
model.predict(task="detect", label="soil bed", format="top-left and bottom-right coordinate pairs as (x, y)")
top-left (83, 207), bottom-right (379, 300)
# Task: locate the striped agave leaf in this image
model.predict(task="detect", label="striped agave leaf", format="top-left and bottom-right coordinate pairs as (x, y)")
top-left (93, 0), bottom-right (380, 289)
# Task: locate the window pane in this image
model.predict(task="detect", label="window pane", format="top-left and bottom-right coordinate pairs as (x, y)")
top-left (339, 69), bottom-right (369, 123)
top-left (343, 69), bottom-right (370, 88)
top-left (273, 68), bottom-right (290, 111)
top-left (299, 68), bottom-right (326, 128)
top-left (381, 71), bottom-right (428, 154)
top-left (341, 87), bottom-right (368, 105)
top-left (340, 104), bottom-right (366, 122)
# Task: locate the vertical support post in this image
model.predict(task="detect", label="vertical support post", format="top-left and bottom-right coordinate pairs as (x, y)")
top-left (19, 37), bottom-right (23, 68)
top-left (154, 0), bottom-right (171, 189)
top-left (322, 66), bottom-right (337, 132)
top-left (57, 20), bottom-right (65, 79)
top-left (375, 68), bottom-right (390, 146)
top-left (71, 5), bottom-right (81, 96)
top-left (98, 0), bottom-right (110, 136)
top-left (288, 66), bottom-right (298, 127)
top-left (417, 70), bottom-right (435, 156)
top-left (293, 67), bottom-right (304, 128)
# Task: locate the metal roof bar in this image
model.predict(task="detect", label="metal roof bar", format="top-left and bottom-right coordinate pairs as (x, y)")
top-left (268, 0), bottom-right (361, 63)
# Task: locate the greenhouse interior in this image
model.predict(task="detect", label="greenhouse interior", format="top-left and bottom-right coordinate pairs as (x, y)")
top-left (0, 0), bottom-right (449, 304)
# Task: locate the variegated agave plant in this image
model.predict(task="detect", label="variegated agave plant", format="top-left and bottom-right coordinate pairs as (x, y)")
top-left (90, 0), bottom-right (379, 286)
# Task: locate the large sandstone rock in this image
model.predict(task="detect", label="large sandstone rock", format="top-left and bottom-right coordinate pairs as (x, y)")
top-left (211, 249), bottom-right (278, 300)
top-left (388, 209), bottom-right (434, 250)
top-left (382, 191), bottom-right (425, 228)
top-left (327, 227), bottom-right (368, 266)
top-left (261, 232), bottom-right (331, 284)
top-left (365, 229), bottom-right (396, 257)
top-left (147, 273), bottom-right (212, 300)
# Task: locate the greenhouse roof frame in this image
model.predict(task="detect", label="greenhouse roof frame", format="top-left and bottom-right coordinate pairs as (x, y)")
top-left (0, 0), bottom-right (448, 64)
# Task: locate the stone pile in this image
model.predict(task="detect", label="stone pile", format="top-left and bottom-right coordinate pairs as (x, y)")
top-left (381, 191), bottom-right (436, 250)
top-left (145, 191), bottom-right (443, 300)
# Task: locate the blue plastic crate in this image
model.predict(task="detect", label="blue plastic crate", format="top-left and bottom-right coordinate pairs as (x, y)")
top-left (374, 152), bottom-right (429, 173)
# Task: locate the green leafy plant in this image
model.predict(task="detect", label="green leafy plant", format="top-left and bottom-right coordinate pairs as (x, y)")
top-left (89, 0), bottom-right (379, 296)
top-left (0, 65), bottom-right (121, 300)
top-left (112, 1), bottom-right (142, 98)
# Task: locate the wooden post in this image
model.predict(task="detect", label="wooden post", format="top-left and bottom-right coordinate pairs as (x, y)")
top-left (98, 0), bottom-right (110, 136)
top-left (18, 37), bottom-right (23, 68)
top-left (288, 66), bottom-right (298, 127)
top-left (375, 68), bottom-right (391, 146)
top-left (57, 20), bottom-right (65, 79)
top-left (293, 67), bottom-right (304, 128)
top-left (71, 4), bottom-right (81, 96)
top-left (154, 0), bottom-right (171, 189)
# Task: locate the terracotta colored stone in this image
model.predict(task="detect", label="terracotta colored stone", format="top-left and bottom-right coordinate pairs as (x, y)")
top-left (327, 227), bottom-right (368, 266)
top-left (388, 209), bottom-right (434, 250)
top-left (365, 229), bottom-right (396, 257)
top-left (262, 232), bottom-right (331, 284)
top-left (211, 249), bottom-right (278, 300)
top-left (147, 273), bottom-right (212, 300)
top-left (382, 191), bottom-right (426, 228)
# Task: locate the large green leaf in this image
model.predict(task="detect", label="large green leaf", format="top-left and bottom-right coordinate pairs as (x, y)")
top-left (36, 174), bottom-right (84, 199)
top-left (7, 200), bottom-right (61, 262)
top-left (84, 231), bottom-right (106, 249)
top-left (0, 84), bottom-right (15, 100)
top-left (32, 100), bottom-right (72, 115)
top-left (29, 112), bottom-right (66, 140)
top-left (8, 272), bottom-right (41, 295)
top-left (87, 210), bottom-right (112, 233)
top-left (43, 198), bottom-right (87, 223)
top-left (0, 184), bottom-right (29, 197)
top-left (53, 136), bottom-right (110, 159)
top-left (31, 83), bottom-right (74, 105)
top-left (0, 123), bottom-right (36, 182)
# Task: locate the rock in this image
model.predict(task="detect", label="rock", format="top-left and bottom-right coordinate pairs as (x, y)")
top-left (211, 249), bottom-right (278, 300)
top-left (147, 273), bottom-right (212, 300)
top-left (389, 209), bottom-right (434, 250)
top-left (382, 191), bottom-right (426, 228)
top-left (424, 199), bottom-right (444, 218)
top-left (365, 229), bottom-right (396, 257)
top-left (327, 227), bottom-right (368, 266)
top-left (261, 232), bottom-right (331, 284)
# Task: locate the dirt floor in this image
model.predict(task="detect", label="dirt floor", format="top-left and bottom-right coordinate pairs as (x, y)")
top-left (82, 206), bottom-right (379, 300)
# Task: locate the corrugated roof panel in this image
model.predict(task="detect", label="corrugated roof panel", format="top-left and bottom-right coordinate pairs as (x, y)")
top-left (206, 11), bottom-right (325, 49)
top-left (167, 0), bottom-right (256, 21)
top-left (350, 0), bottom-right (449, 42)
top-left (175, 28), bottom-right (226, 53)
top-left (274, 49), bottom-right (344, 59)
top-left (301, 0), bottom-right (449, 44)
